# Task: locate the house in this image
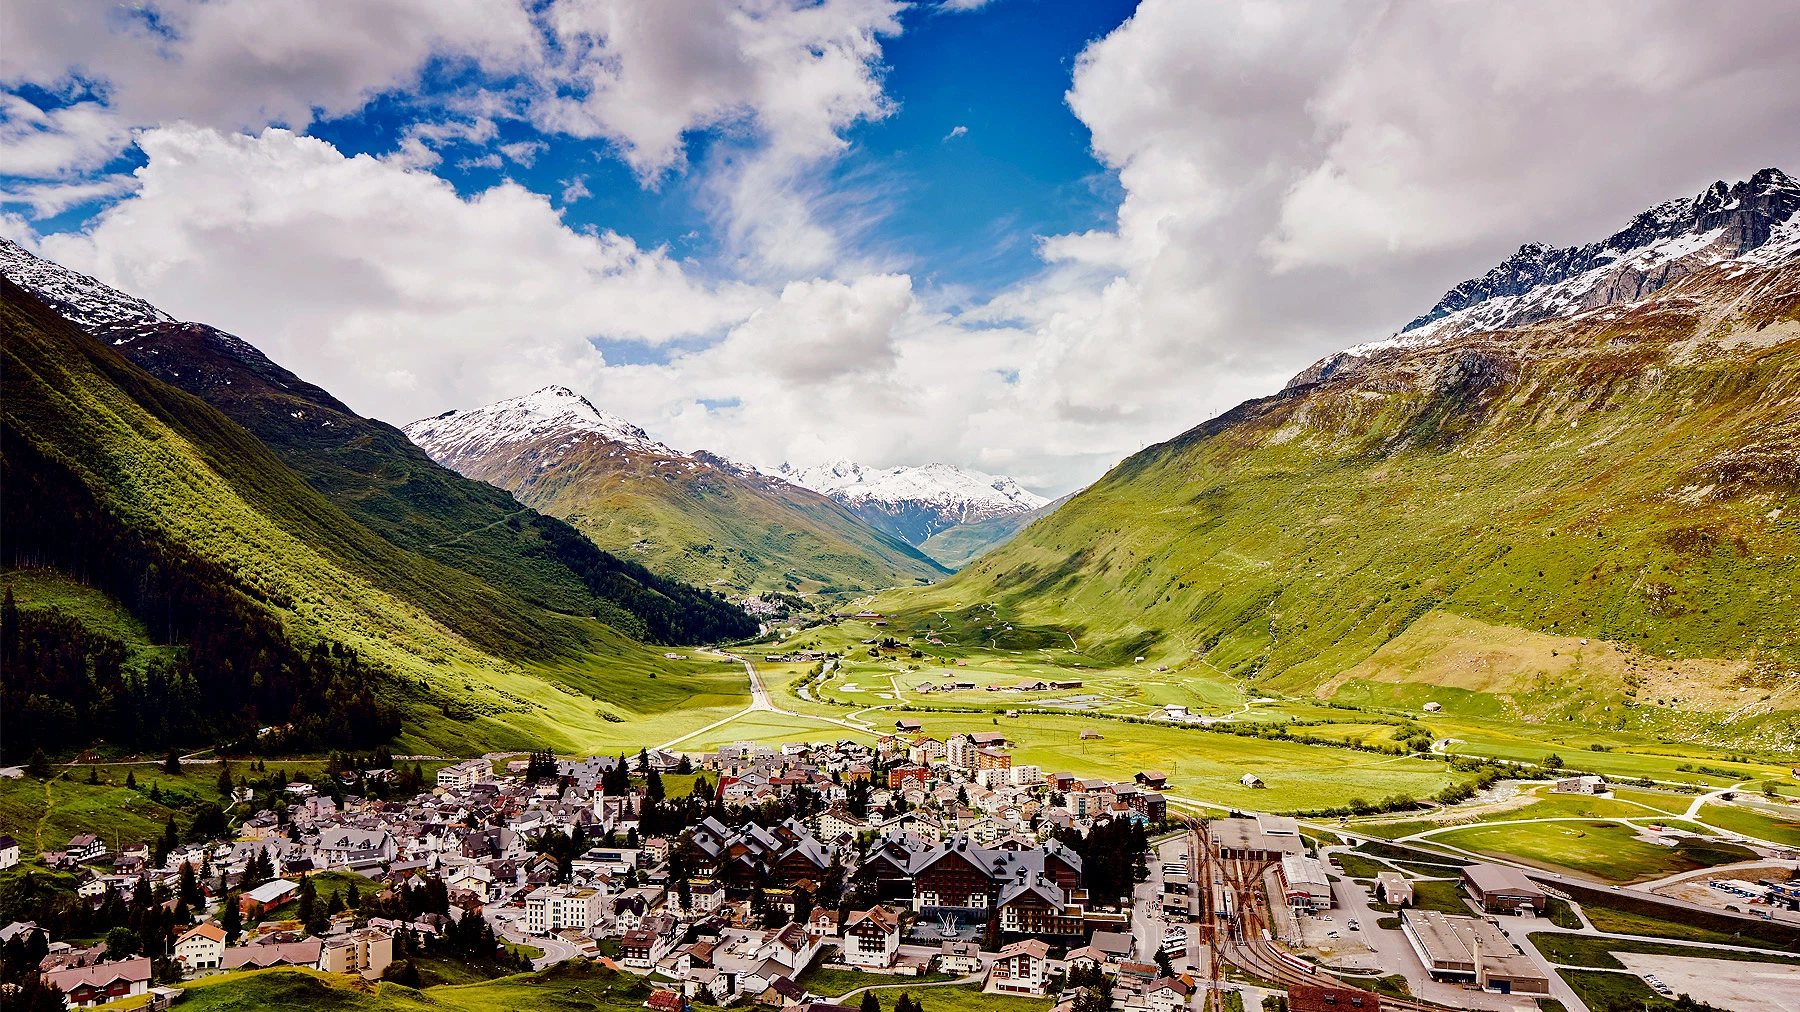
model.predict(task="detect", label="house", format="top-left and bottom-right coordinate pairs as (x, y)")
top-left (938, 939), bottom-right (981, 975)
top-left (895, 719), bottom-right (924, 733)
top-left (804, 908), bottom-right (839, 941)
top-left (1079, 730), bottom-right (1102, 741)
top-left (1374, 872), bottom-right (1413, 908)
top-left (989, 939), bottom-right (1050, 996)
top-left (239, 878), bottom-right (300, 917)
top-left (1134, 771), bottom-right (1169, 790)
top-left (221, 939), bottom-right (324, 970)
top-left (1288, 983), bottom-right (1382, 1011)
top-left (647, 988), bottom-right (685, 1012)
top-left (1146, 976), bottom-right (1195, 1012)
top-left (841, 907), bottom-right (901, 968)
top-left (817, 807), bottom-right (867, 842)
top-left (66, 834), bottom-right (105, 862)
top-left (754, 922), bottom-right (821, 975)
top-left (1239, 774), bottom-right (1265, 789)
top-left (319, 928), bottom-right (394, 978)
top-left (0, 834), bottom-right (19, 870)
top-left (173, 923), bottom-right (226, 970)
top-left (1461, 864), bottom-right (1545, 914)
top-left (622, 915), bottom-right (681, 969)
top-left (1088, 929), bottom-right (1133, 967)
top-left (888, 765), bottom-right (930, 790)
top-left (1552, 775), bottom-right (1607, 795)
top-left (46, 957), bottom-right (152, 1007)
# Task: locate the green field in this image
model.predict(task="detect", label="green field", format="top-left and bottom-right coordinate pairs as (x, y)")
top-left (1528, 932), bottom-right (1800, 969)
top-left (1430, 820), bottom-right (1755, 883)
top-left (1698, 801), bottom-right (1800, 847)
top-left (1558, 969), bottom-right (1696, 1012)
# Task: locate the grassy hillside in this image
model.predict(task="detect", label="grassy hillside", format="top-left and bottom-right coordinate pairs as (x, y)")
top-left (441, 440), bottom-right (949, 595)
top-left (879, 252), bottom-right (1800, 749)
top-left (918, 493), bottom-right (1073, 569)
top-left (1, 280), bottom-right (744, 757)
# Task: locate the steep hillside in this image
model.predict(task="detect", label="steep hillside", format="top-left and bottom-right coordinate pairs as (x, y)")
top-left (887, 190), bottom-right (1800, 749)
top-left (1, 278), bottom-right (748, 759)
top-left (778, 458), bottom-right (1049, 546)
top-left (0, 239), bottom-right (755, 650)
top-left (406, 388), bottom-right (949, 594)
top-left (918, 493), bottom-right (1074, 569)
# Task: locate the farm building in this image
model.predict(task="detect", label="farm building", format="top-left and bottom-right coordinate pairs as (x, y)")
top-left (1240, 774), bottom-right (1265, 788)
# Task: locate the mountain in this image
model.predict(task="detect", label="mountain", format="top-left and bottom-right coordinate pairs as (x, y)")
top-left (0, 238), bottom-right (753, 652)
top-left (405, 388), bottom-right (950, 595)
top-left (917, 492), bottom-right (1075, 569)
top-left (1294, 167), bottom-right (1800, 386)
top-left (1, 248), bottom-right (758, 761)
top-left (885, 171), bottom-right (1800, 747)
top-left (777, 459), bottom-right (1049, 546)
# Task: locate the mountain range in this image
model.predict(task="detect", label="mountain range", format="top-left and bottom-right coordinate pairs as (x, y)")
top-left (403, 388), bottom-right (955, 594)
top-left (775, 459), bottom-right (1049, 547)
top-left (888, 169), bottom-right (1800, 747)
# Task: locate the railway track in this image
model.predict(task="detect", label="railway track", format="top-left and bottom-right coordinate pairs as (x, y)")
top-left (1191, 818), bottom-right (1447, 1012)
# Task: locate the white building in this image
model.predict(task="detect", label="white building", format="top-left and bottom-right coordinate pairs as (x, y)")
top-left (842, 907), bottom-right (901, 968)
top-left (436, 758), bottom-right (494, 790)
top-left (945, 735), bottom-right (978, 769)
top-left (173, 923), bottom-right (226, 970)
top-left (1279, 854), bottom-right (1332, 910)
top-left (1007, 765), bottom-right (1044, 787)
top-left (0, 834), bottom-right (18, 870)
top-left (525, 885), bottom-right (603, 935)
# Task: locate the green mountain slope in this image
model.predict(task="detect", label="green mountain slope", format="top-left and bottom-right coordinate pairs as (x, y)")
top-left (883, 251), bottom-right (1800, 747)
top-left (1, 279), bottom-right (747, 758)
top-left (918, 493), bottom-right (1074, 569)
top-left (405, 389), bottom-right (950, 595)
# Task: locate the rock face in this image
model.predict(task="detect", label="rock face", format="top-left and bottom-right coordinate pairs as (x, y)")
top-left (1290, 168), bottom-right (1800, 387)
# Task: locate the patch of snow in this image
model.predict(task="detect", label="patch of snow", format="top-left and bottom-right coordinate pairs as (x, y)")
top-left (777, 458), bottom-right (1048, 520)
top-left (404, 386), bottom-right (673, 466)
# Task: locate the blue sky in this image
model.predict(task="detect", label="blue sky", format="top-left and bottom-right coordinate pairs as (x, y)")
top-left (3, 0), bottom-right (1797, 493)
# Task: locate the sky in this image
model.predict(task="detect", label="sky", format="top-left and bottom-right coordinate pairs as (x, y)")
top-left (3, 0), bottom-right (1799, 496)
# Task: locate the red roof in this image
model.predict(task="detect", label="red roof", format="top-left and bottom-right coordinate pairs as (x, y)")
top-left (648, 988), bottom-right (684, 1011)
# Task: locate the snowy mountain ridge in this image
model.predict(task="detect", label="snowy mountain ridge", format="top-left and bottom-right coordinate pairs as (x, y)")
top-left (0, 237), bottom-right (175, 337)
top-left (1291, 167), bottom-right (1800, 386)
top-left (777, 458), bottom-right (1048, 546)
top-left (403, 386), bottom-right (669, 474)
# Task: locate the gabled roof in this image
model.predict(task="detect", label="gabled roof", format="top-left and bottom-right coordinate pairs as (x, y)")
top-left (177, 923), bottom-right (227, 944)
top-left (997, 939), bottom-right (1050, 958)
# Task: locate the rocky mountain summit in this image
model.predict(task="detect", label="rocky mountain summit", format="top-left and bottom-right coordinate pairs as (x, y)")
top-left (1293, 167), bottom-right (1800, 386)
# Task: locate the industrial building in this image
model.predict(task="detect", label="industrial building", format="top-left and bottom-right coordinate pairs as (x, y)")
top-left (1461, 864), bottom-right (1546, 914)
top-left (1279, 854), bottom-right (1333, 910)
top-left (1208, 815), bottom-right (1306, 860)
top-left (1399, 909), bottom-right (1550, 996)
top-left (1374, 871), bottom-right (1413, 907)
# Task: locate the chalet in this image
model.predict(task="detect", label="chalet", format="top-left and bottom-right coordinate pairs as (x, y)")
top-left (817, 807), bottom-right (867, 842)
top-left (939, 939), bottom-right (981, 975)
top-left (1147, 976), bottom-right (1196, 1012)
top-left (842, 906), bottom-right (902, 968)
top-left (895, 718), bottom-right (924, 733)
top-left (996, 869), bottom-right (1084, 937)
top-left (1088, 929), bottom-right (1134, 966)
top-left (989, 939), bottom-right (1050, 996)
top-left (1134, 770), bottom-right (1169, 790)
top-left (1240, 774), bottom-right (1264, 789)
top-left (0, 835), bottom-right (20, 870)
top-left (755, 922), bottom-right (821, 975)
top-left (647, 988), bottom-right (685, 1012)
top-left (66, 834), bottom-right (105, 863)
top-left (45, 957), bottom-right (152, 1008)
top-left (910, 834), bottom-right (1082, 913)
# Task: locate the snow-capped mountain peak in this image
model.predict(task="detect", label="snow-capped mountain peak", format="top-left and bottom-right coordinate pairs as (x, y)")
top-left (403, 386), bottom-right (669, 470)
top-left (1290, 167), bottom-right (1800, 387)
top-left (0, 237), bottom-right (175, 338)
top-left (776, 458), bottom-right (1047, 546)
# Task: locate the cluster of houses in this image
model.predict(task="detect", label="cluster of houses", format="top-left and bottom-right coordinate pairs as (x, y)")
top-left (3, 728), bottom-right (1187, 1009)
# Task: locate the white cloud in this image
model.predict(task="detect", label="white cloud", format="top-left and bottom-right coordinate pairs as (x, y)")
top-left (0, 95), bottom-right (134, 178)
top-left (528, 0), bottom-right (904, 274)
top-left (0, 174), bottom-right (139, 216)
top-left (560, 175), bottom-right (593, 203)
top-left (942, 125), bottom-right (967, 142)
top-left (39, 125), bottom-right (763, 423)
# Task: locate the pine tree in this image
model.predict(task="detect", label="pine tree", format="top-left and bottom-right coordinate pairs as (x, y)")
top-left (297, 876), bottom-right (319, 933)
top-left (217, 762), bottom-right (234, 799)
top-left (178, 861), bottom-right (202, 909)
top-left (126, 770), bottom-right (137, 790)
top-left (345, 878), bottom-right (361, 910)
top-left (24, 749), bottom-right (50, 779)
top-left (164, 750), bottom-right (181, 775)
top-left (220, 893), bottom-right (242, 944)
top-left (646, 767), bottom-right (665, 803)
top-left (860, 991), bottom-right (882, 1012)
top-left (87, 765), bottom-right (99, 785)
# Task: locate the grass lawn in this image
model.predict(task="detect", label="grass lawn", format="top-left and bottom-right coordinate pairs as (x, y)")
top-left (1699, 802), bottom-right (1800, 848)
top-left (1332, 853), bottom-right (1391, 878)
top-left (1430, 820), bottom-right (1754, 883)
top-left (1409, 879), bottom-right (1476, 915)
top-left (1528, 932), bottom-right (1800, 969)
top-left (172, 962), bottom-right (657, 1012)
top-left (1543, 897), bottom-right (1583, 930)
top-left (1609, 787), bottom-right (1696, 815)
top-left (863, 984), bottom-right (1050, 1012)
top-left (796, 966), bottom-right (959, 996)
top-left (264, 871), bottom-right (370, 921)
top-left (1558, 968), bottom-right (1702, 1012)
top-left (1576, 902), bottom-right (1790, 947)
